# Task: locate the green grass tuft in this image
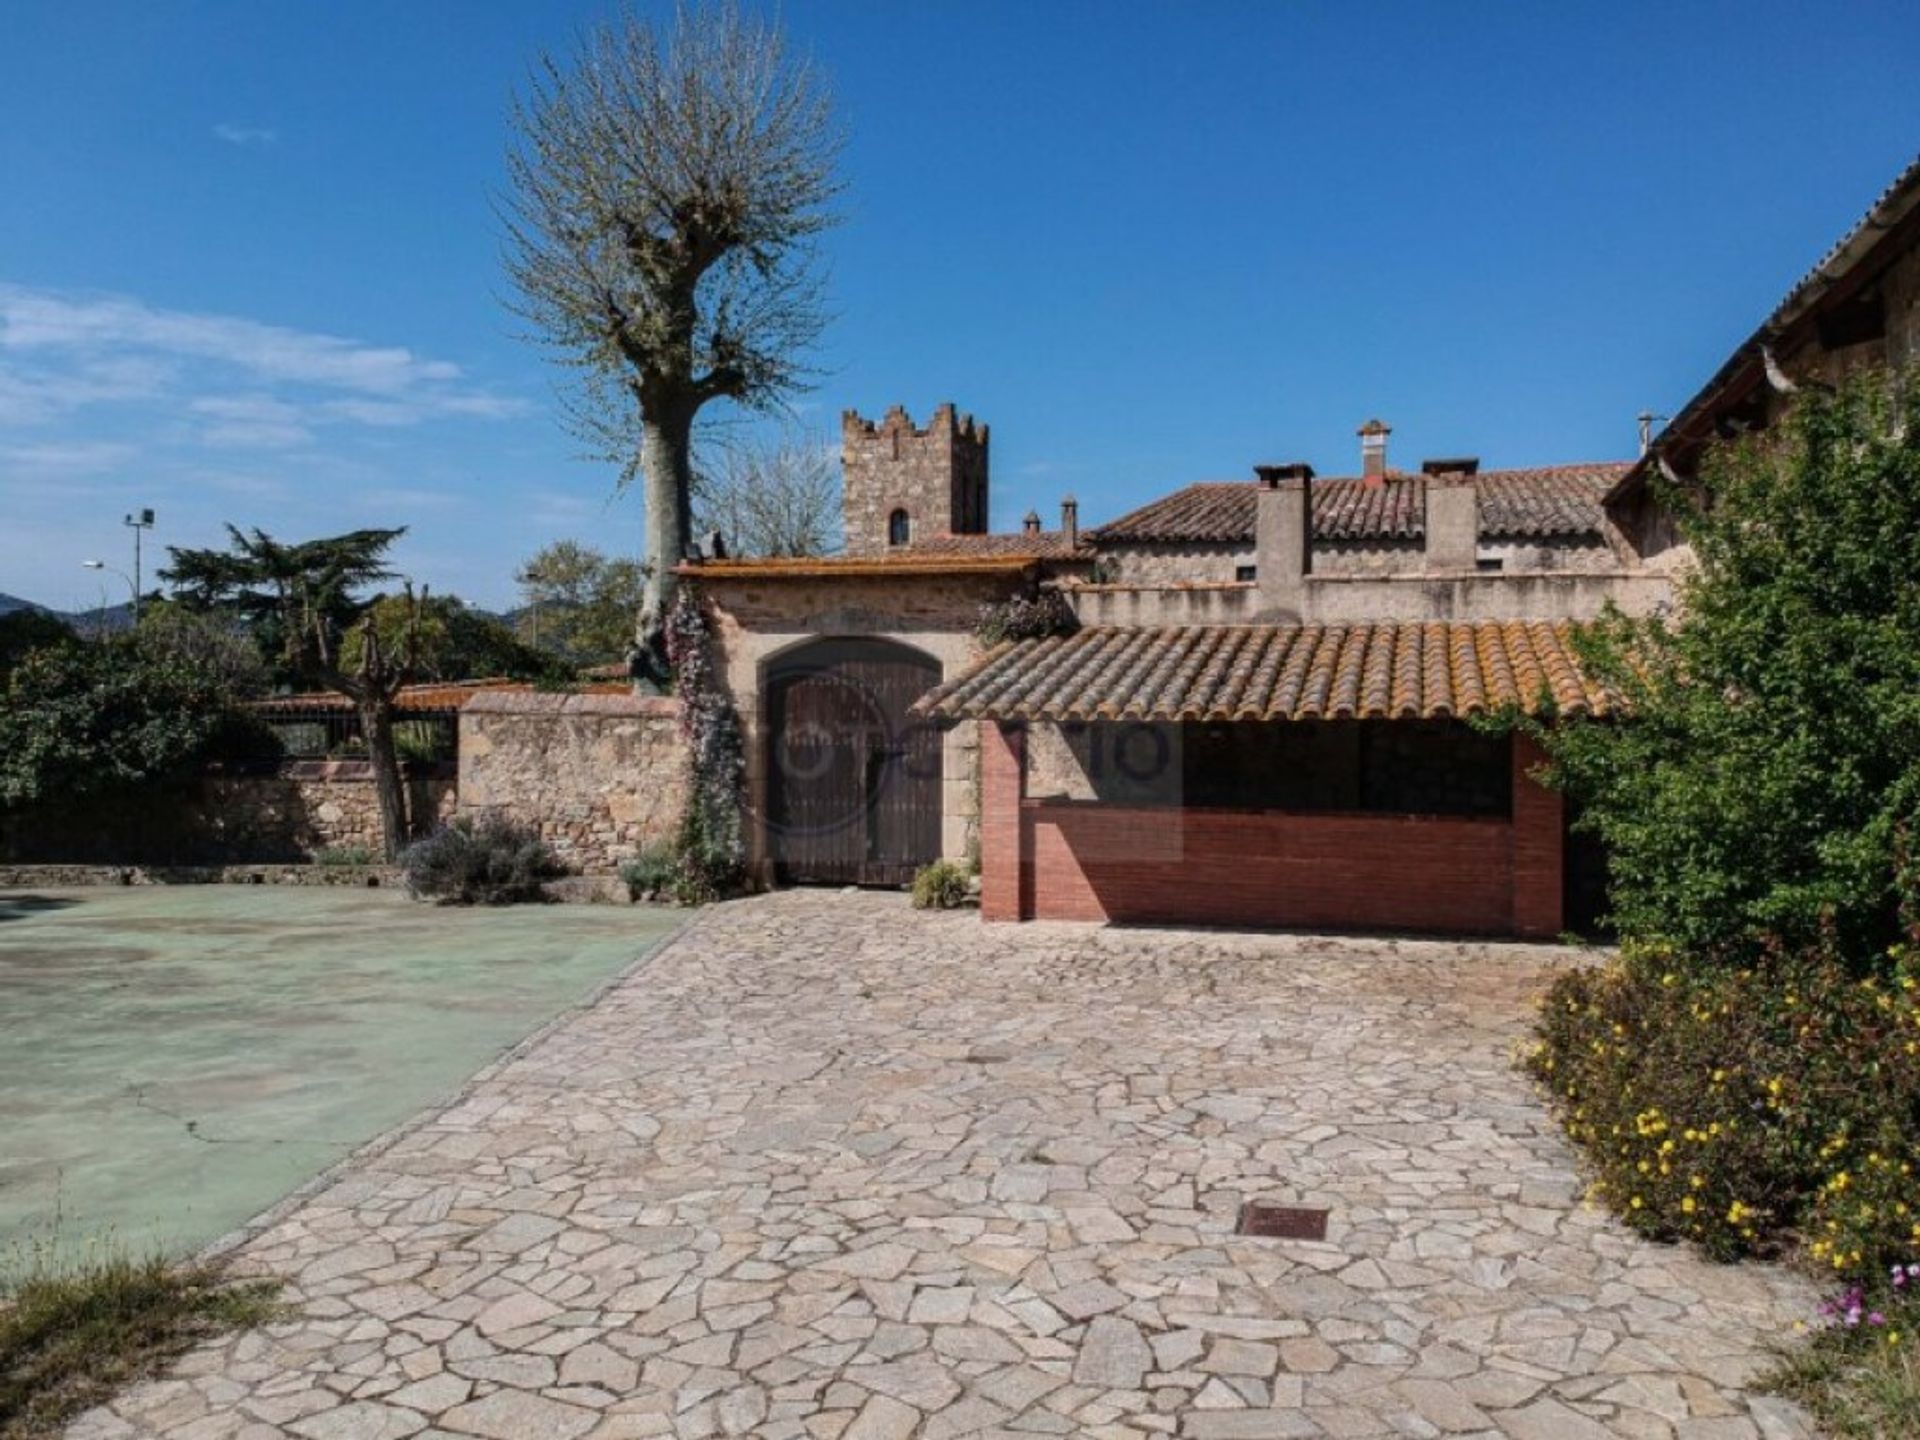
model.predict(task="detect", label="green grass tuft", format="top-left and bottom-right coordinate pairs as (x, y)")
top-left (1766, 1305), bottom-right (1920, 1440)
top-left (0, 1247), bottom-right (280, 1439)
top-left (910, 859), bottom-right (972, 911)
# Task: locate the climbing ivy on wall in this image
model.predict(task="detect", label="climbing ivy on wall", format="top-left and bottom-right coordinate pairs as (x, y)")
top-left (664, 585), bottom-right (747, 901)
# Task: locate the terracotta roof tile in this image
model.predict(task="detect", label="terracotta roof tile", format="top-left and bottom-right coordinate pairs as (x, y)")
top-left (1086, 466), bottom-right (1630, 546)
top-left (916, 623), bottom-right (1610, 723)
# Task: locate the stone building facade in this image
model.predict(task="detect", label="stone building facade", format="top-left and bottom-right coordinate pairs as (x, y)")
top-left (690, 560), bottom-right (1019, 877)
top-left (682, 382), bottom-right (1686, 934)
top-left (1083, 454), bottom-right (1637, 589)
top-left (841, 404), bottom-right (990, 555)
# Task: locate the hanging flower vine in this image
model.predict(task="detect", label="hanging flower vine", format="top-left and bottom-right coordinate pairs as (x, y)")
top-left (664, 584), bottom-right (746, 900)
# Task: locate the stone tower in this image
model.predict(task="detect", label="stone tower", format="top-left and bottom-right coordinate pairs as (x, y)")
top-left (841, 403), bottom-right (989, 555)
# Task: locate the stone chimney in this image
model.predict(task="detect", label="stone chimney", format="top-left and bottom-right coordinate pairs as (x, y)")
top-left (1060, 495), bottom-right (1079, 549)
top-left (1254, 462), bottom-right (1315, 485)
top-left (1424, 468), bottom-right (1478, 571)
top-left (1022, 508), bottom-right (1043, 536)
top-left (1358, 418), bottom-right (1391, 484)
top-left (1253, 465), bottom-right (1312, 618)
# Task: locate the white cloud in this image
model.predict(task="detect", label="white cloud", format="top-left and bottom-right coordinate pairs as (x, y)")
top-left (0, 282), bottom-right (523, 447)
top-left (212, 123), bottom-right (277, 147)
top-left (0, 354), bottom-right (173, 424)
top-left (0, 282), bottom-right (549, 612)
top-left (0, 285), bottom-right (465, 396)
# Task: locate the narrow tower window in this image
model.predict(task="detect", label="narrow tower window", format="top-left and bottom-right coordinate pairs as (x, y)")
top-left (888, 509), bottom-right (910, 546)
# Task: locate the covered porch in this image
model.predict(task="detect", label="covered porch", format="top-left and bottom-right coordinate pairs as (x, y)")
top-left (917, 621), bottom-right (1610, 938)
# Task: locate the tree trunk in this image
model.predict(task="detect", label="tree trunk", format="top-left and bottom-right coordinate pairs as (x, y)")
top-left (359, 694), bottom-right (411, 861)
top-left (636, 406), bottom-right (696, 693)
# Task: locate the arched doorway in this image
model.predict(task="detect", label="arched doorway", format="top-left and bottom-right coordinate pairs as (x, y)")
top-left (765, 638), bottom-right (944, 886)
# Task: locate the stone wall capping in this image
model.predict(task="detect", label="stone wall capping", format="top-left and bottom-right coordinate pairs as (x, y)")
top-left (462, 690), bottom-right (681, 718)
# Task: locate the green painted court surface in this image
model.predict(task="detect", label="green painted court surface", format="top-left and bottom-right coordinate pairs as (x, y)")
top-left (0, 886), bottom-right (682, 1260)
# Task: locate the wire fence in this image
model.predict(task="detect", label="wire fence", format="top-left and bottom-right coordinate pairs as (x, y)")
top-left (258, 711), bottom-right (459, 762)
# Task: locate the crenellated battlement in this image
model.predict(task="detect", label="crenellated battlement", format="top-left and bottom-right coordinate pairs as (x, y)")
top-left (841, 402), bottom-right (988, 446)
top-left (841, 402), bottom-right (991, 555)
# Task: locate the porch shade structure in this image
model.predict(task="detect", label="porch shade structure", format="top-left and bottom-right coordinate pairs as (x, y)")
top-left (912, 621), bottom-right (1611, 725)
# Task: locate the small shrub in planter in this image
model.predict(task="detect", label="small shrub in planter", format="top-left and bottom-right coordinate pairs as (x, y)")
top-left (400, 815), bottom-right (564, 905)
top-left (621, 841), bottom-right (684, 903)
top-left (315, 844), bottom-right (375, 867)
top-left (975, 589), bottom-right (1077, 648)
top-left (911, 859), bottom-right (972, 910)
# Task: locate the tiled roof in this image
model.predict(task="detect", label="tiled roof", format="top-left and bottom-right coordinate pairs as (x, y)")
top-left (915, 622), bottom-right (1609, 723)
top-left (905, 530), bottom-right (1090, 558)
top-left (1087, 466), bottom-right (1629, 546)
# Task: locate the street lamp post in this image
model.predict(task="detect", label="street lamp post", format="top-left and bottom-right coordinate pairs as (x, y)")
top-left (517, 562), bottom-right (548, 649)
top-left (123, 508), bottom-right (155, 625)
top-left (81, 560), bottom-right (136, 632)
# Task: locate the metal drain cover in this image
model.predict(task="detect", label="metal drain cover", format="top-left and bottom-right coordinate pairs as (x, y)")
top-left (1236, 1202), bottom-right (1329, 1240)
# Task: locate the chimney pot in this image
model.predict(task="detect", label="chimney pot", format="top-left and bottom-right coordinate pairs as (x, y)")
top-left (1255, 462), bottom-right (1315, 486)
top-left (1358, 418), bottom-right (1391, 483)
top-left (1022, 509), bottom-right (1042, 535)
top-left (1419, 456), bottom-right (1480, 477)
top-left (1060, 495), bottom-right (1079, 550)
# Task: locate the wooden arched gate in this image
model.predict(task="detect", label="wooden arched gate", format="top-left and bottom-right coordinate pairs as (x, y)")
top-left (765, 638), bottom-right (944, 886)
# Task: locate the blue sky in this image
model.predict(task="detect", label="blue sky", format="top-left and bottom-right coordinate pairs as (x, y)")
top-left (3, 2), bottom-right (1917, 613)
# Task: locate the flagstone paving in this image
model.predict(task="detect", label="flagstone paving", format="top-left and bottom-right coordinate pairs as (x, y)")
top-left (70, 891), bottom-right (1818, 1439)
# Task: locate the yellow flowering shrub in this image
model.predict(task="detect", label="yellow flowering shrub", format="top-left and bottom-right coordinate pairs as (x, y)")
top-left (1528, 937), bottom-right (1920, 1289)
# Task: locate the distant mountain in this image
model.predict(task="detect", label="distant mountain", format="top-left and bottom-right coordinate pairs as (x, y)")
top-left (0, 592), bottom-right (133, 631)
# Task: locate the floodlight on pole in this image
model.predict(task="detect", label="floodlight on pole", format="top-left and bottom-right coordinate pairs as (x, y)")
top-left (123, 508), bottom-right (155, 625)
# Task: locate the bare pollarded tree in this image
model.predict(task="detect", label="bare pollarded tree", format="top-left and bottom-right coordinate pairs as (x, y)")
top-left (503, 2), bottom-right (841, 688)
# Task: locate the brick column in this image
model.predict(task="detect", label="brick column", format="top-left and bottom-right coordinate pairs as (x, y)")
top-left (980, 721), bottom-right (1027, 922)
top-left (1510, 732), bottom-right (1564, 939)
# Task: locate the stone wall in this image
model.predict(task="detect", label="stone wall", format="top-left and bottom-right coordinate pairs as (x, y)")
top-left (198, 763), bottom-right (456, 858)
top-left (1068, 564), bottom-right (1674, 628)
top-left (458, 691), bottom-right (688, 873)
top-left (1097, 536), bottom-right (1618, 584)
top-left (0, 762), bottom-right (455, 865)
top-left (1098, 542), bottom-right (1252, 584)
top-left (1783, 238), bottom-right (1920, 387)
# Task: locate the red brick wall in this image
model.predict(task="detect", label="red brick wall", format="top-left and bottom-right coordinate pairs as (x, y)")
top-left (1509, 733), bottom-right (1565, 939)
top-left (982, 721), bottom-right (1565, 937)
top-left (979, 720), bottom-right (1026, 922)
